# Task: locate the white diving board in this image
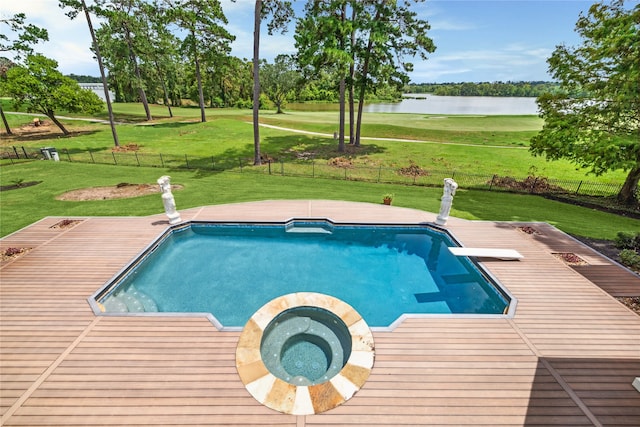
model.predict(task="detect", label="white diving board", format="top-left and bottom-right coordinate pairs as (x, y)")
top-left (448, 247), bottom-right (523, 260)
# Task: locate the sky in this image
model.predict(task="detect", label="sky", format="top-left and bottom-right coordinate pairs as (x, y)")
top-left (1, 0), bottom-right (599, 83)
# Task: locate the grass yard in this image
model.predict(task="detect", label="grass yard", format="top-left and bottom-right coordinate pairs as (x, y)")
top-left (1, 101), bottom-right (637, 240)
top-left (2, 105), bottom-right (627, 183)
top-left (1, 161), bottom-right (638, 240)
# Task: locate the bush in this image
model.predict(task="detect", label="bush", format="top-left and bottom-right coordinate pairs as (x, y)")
top-left (619, 249), bottom-right (640, 271)
top-left (615, 231), bottom-right (640, 251)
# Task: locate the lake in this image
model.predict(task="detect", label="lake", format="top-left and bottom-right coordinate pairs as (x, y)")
top-left (289, 94), bottom-right (539, 115)
top-left (364, 94), bottom-right (539, 115)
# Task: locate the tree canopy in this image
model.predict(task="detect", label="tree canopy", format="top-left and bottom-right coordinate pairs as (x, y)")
top-left (0, 12), bottom-right (49, 135)
top-left (530, 0), bottom-right (639, 205)
top-left (3, 54), bottom-right (104, 135)
top-left (261, 55), bottom-right (299, 114)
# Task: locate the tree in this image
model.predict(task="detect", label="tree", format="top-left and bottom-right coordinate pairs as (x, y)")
top-left (139, 0), bottom-right (183, 117)
top-left (3, 54), bottom-right (103, 135)
top-left (352, 0), bottom-right (435, 146)
top-left (60, 0), bottom-right (120, 147)
top-left (0, 13), bottom-right (49, 135)
top-left (93, 0), bottom-right (153, 120)
top-left (261, 55), bottom-right (299, 114)
top-left (251, 0), bottom-right (293, 165)
top-left (296, 1), bottom-right (354, 153)
top-left (296, 1), bottom-right (435, 150)
top-left (164, 0), bottom-right (234, 123)
top-left (530, 0), bottom-right (640, 205)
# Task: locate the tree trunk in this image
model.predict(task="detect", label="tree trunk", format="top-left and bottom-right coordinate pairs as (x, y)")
top-left (193, 33), bottom-right (206, 123)
top-left (47, 112), bottom-right (69, 135)
top-left (348, 5), bottom-right (356, 145)
top-left (252, 0), bottom-right (262, 165)
top-left (617, 165), bottom-right (640, 206)
top-left (354, 7), bottom-right (381, 147)
top-left (0, 106), bottom-right (13, 135)
top-left (348, 65), bottom-right (354, 145)
top-left (81, 0), bottom-right (119, 147)
top-left (125, 29), bottom-right (152, 121)
top-left (155, 60), bottom-right (173, 118)
top-left (338, 76), bottom-right (346, 152)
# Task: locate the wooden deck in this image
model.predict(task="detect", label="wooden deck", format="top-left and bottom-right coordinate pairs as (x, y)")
top-left (1, 201), bottom-right (639, 426)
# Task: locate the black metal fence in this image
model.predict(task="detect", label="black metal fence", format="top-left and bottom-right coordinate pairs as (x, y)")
top-left (2, 145), bottom-right (630, 198)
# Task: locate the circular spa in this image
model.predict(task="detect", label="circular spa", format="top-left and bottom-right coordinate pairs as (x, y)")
top-left (235, 293), bottom-right (375, 415)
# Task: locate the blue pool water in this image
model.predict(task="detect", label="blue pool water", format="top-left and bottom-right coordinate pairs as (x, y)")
top-left (98, 222), bottom-right (509, 327)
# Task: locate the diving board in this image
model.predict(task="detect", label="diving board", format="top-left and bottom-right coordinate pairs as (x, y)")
top-left (448, 247), bottom-right (523, 260)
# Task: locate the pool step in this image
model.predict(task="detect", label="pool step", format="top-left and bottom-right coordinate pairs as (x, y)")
top-left (102, 287), bottom-right (158, 313)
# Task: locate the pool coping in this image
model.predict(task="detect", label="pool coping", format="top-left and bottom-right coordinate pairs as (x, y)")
top-left (235, 292), bottom-right (375, 415)
top-left (86, 218), bottom-right (518, 331)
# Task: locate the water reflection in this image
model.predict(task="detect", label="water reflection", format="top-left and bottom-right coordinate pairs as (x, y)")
top-left (288, 94), bottom-right (539, 115)
top-left (364, 94), bottom-right (539, 115)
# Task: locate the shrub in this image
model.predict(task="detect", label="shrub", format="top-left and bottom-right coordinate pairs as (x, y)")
top-left (619, 249), bottom-right (640, 271)
top-left (615, 231), bottom-right (640, 251)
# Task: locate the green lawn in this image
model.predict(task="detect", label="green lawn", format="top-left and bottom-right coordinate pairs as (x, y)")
top-left (2, 102), bottom-right (636, 240)
top-left (2, 105), bottom-right (626, 183)
top-left (1, 161), bottom-right (637, 240)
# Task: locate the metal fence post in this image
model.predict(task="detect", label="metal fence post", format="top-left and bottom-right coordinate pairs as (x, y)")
top-left (268, 159), bottom-right (272, 175)
top-left (185, 154), bottom-right (190, 169)
top-left (575, 181), bottom-right (583, 195)
top-left (159, 153), bottom-right (164, 168)
top-left (112, 152), bottom-right (117, 165)
top-left (312, 160), bottom-right (315, 178)
top-left (65, 149), bottom-right (71, 162)
top-left (134, 152), bottom-right (140, 167)
top-left (489, 174), bottom-right (497, 191)
top-left (88, 150), bottom-right (95, 164)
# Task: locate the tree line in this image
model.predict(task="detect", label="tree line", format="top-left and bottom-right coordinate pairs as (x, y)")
top-left (405, 81), bottom-right (564, 97)
top-left (2, 0), bottom-right (433, 157)
top-left (1, 0), bottom-right (638, 204)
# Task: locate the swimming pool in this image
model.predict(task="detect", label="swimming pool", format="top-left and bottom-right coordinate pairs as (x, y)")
top-left (92, 220), bottom-right (514, 328)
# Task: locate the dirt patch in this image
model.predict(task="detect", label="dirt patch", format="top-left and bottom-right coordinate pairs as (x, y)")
top-left (1, 247), bottom-right (31, 262)
top-left (50, 219), bottom-right (83, 230)
top-left (1, 119), bottom-right (96, 142)
top-left (398, 161), bottom-right (429, 178)
top-left (57, 183), bottom-right (183, 201)
top-left (517, 226), bottom-right (542, 236)
top-left (552, 252), bottom-right (588, 266)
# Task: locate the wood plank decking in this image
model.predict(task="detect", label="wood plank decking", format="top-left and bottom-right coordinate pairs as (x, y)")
top-left (1, 201), bottom-right (639, 426)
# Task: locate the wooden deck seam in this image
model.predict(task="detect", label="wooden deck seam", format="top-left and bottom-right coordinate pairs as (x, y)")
top-left (506, 319), bottom-right (602, 427)
top-left (0, 317), bottom-right (102, 424)
top-left (538, 357), bottom-right (603, 427)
